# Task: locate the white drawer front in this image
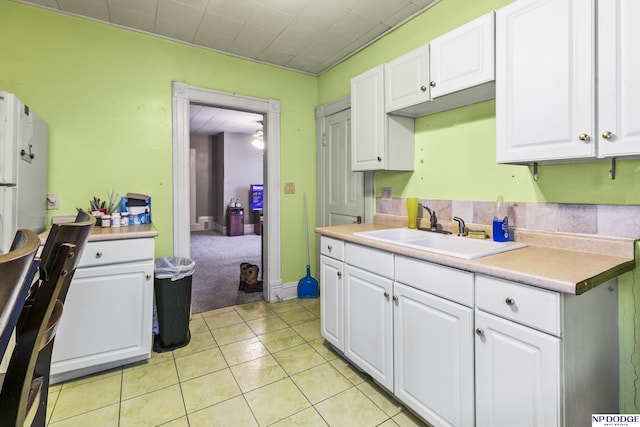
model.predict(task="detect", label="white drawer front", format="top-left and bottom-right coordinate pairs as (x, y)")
top-left (475, 275), bottom-right (560, 336)
top-left (345, 243), bottom-right (394, 279)
top-left (320, 236), bottom-right (345, 261)
top-left (79, 238), bottom-right (155, 268)
top-left (395, 255), bottom-right (473, 307)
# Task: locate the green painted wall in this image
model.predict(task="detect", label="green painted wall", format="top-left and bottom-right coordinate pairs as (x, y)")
top-left (318, 0), bottom-right (640, 412)
top-left (0, 0), bottom-right (318, 284)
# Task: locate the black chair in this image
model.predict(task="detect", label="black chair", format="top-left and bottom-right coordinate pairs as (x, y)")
top-left (0, 230), bottom-right (41, 363)
top-left (0, 211), bottom-right (94, 426)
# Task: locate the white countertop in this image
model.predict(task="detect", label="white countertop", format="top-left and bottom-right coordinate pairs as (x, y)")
top-left (40, 224), bottom-right (158, 244)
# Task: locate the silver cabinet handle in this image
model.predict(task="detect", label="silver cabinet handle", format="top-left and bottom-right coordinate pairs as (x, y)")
top-left (429, 81), bottom-right (436, 87)
top-left (476, 328), bottom-right (484, 336)
top-left (146, 274), bottom-right (152, 281)
top-left (327, 245), bottom-right (332, 252)
top-left (384, 291), bottom-right (389, 298)
top-left (337, 271), bottom-right (342, 278)
top-left (95, 251), bottom-right (103, 259)
top-left (377, 156), bottom-right (382, 162)
top-left (420, 85), bottom-right (427, 92)
top-left (392, 295), bottom-right (399, 304)
top-left (505, 297), bottom-right (515, 306)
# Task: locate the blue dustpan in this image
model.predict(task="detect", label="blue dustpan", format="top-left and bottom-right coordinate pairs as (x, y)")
top-left (298, 194), bottom-right (319, 298)
top-left (298, 265), bottom-right (319, 298)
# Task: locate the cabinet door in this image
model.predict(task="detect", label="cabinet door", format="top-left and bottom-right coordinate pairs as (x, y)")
top-left (430, 12), bottom-right (494, 98)
top-left (320, 255), bottom-right (344, 351)
top-left (385, 46), bottom-right (430, 112)
top-left (51, 261), bottom-right (154, 381)
top-left (351, 65), bottom-right (386, 171)
top-left (394, 283), bottom-right (474, 427)
top-left (475, 310), bottom-right (560, 427)
top-left (597, 0), bottom-right (640, 157)
top-left (496, 0), bottom-right (595, 163)
top-left (344, 265), bottom-right (393, 390)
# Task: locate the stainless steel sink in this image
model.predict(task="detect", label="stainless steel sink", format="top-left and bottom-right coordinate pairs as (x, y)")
top-left (353, 228), bottom-right (526, 259)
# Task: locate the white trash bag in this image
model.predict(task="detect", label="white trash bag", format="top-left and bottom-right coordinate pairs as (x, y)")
top-left (154, 257), bottom-right (196, 281)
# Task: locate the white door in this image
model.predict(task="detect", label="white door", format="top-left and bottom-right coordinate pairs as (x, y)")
top-left (496, 0), bottom-right (595, 163)
top-left (322, 109), bottom-right (364, 226)
top-left (597, 0), bottom-right (640, 157)
top-left (430, 12), bottom-right (494, 98)
top-left (385, 45), bottom-right (430, 112)
top-left (394, 282), bottom-right (474, 427)
top-left (319, 255), bottom-right (344, 351)
top-left (344, 264), bottom-right (393, 390)
top-left (475, 310), bottom-right (560, 427)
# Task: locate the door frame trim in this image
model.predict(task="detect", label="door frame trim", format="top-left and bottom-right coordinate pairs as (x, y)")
top-left (172, 82), bottom-right (282, 301)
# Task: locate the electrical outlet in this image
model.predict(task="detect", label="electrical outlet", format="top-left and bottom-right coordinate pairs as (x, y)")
top-left (382, 187), bottom-right (392, 200)
top-left (47, 194), bottom-right (59, 210)
top-left (284, 182), bottom-right (295, 194)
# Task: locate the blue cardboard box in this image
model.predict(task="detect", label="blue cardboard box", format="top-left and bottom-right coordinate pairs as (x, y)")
top-left (122, 193), bottom-right (151, 224)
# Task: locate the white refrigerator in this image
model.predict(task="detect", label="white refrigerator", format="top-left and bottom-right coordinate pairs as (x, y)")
top-left (0, 91), bottom-right (48, 254)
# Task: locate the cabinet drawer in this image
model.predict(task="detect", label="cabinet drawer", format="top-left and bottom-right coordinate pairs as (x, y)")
top-left (320, 236), bottom-right (345, 261)
top-left (475, 275), bottom-right (560, 336)
top-left (395, 255), bottom-right (473, 307)
top-left (78, 238), bottom-right (155, 268)
top-left (345, 243), bottom-right (393, 279)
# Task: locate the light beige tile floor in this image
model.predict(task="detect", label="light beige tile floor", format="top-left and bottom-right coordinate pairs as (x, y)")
top-left (46, 298), bottom-right (430, 427)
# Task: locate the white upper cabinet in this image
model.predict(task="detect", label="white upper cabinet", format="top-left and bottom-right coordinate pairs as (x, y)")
top-left (597, 0), bottom-right (640, 158)
top-left (430, 12), bottom-right (495, 98)
top-left (497, 0), bottom-right (640, 164)
top-left (386, 12), bottom-right (496, 118)
top-left (351, 65), bottom-right (415, 171)
top-left (385, 46), bottom-right (430, 112)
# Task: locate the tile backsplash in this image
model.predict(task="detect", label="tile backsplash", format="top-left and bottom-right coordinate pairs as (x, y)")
top-left (377, 198), bottom-right (640, 240)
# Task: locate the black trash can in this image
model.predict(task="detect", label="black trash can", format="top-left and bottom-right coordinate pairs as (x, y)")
top-left (153, 257), bottom-right (196, 352)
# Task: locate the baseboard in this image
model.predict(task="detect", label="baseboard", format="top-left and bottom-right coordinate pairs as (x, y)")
top-left (268, 280), bottom-right (298, 302)
top-left (190, 216), bottom-right (214, 231)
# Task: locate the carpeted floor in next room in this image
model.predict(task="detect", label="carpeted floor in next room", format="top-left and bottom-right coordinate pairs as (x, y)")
top-left (190, 230), bottom-right (264, 313)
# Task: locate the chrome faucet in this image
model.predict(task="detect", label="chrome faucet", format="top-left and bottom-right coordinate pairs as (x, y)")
top-left (453, 216), bottom-right (466, 236)
top-left (422, 205), bottom-right (438, 231)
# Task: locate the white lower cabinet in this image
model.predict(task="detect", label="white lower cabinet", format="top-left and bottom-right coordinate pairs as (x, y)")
top-left (319, 237), bottom-right (619, 427)
top-left (475, 274), bottom-right (619, 427)
top-left (344, 264), bottom-right (394, 390)
top-left (50, 238), bottom-right (155, 383)
top-left (320, 255), bottom-right (344, 351)
top-left (394, 282), bottom-right (474, 427)
top-left (343, 243), bottom-right (394, 390)
top-left (475, 310), bottom-right (560, 427)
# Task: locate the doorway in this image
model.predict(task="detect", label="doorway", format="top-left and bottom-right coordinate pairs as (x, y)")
top-left (172, 82), bottom-right (282, 304)
top-left (188, 106), bottom-right (265, 312)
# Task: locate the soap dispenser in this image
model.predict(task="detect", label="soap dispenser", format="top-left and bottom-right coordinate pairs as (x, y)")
top-left (492, 196), bottom-right (509, 242)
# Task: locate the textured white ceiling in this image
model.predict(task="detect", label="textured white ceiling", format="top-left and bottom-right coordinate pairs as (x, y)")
top-left (15, 0), bottom-right (440, 76)
top-left (190, 104), bottom-right (262, 135)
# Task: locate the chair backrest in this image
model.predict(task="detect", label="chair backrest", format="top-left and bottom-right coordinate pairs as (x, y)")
top-left (37, 210), bottom-right (94, 303)
top-left (0, 230), bottom-right (41, 363)
top-left (0, 212), bottom-right (94, 426)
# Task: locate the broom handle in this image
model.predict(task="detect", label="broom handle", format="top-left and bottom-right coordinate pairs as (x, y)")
top-left (304, 193), bottom-right (310, 266)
